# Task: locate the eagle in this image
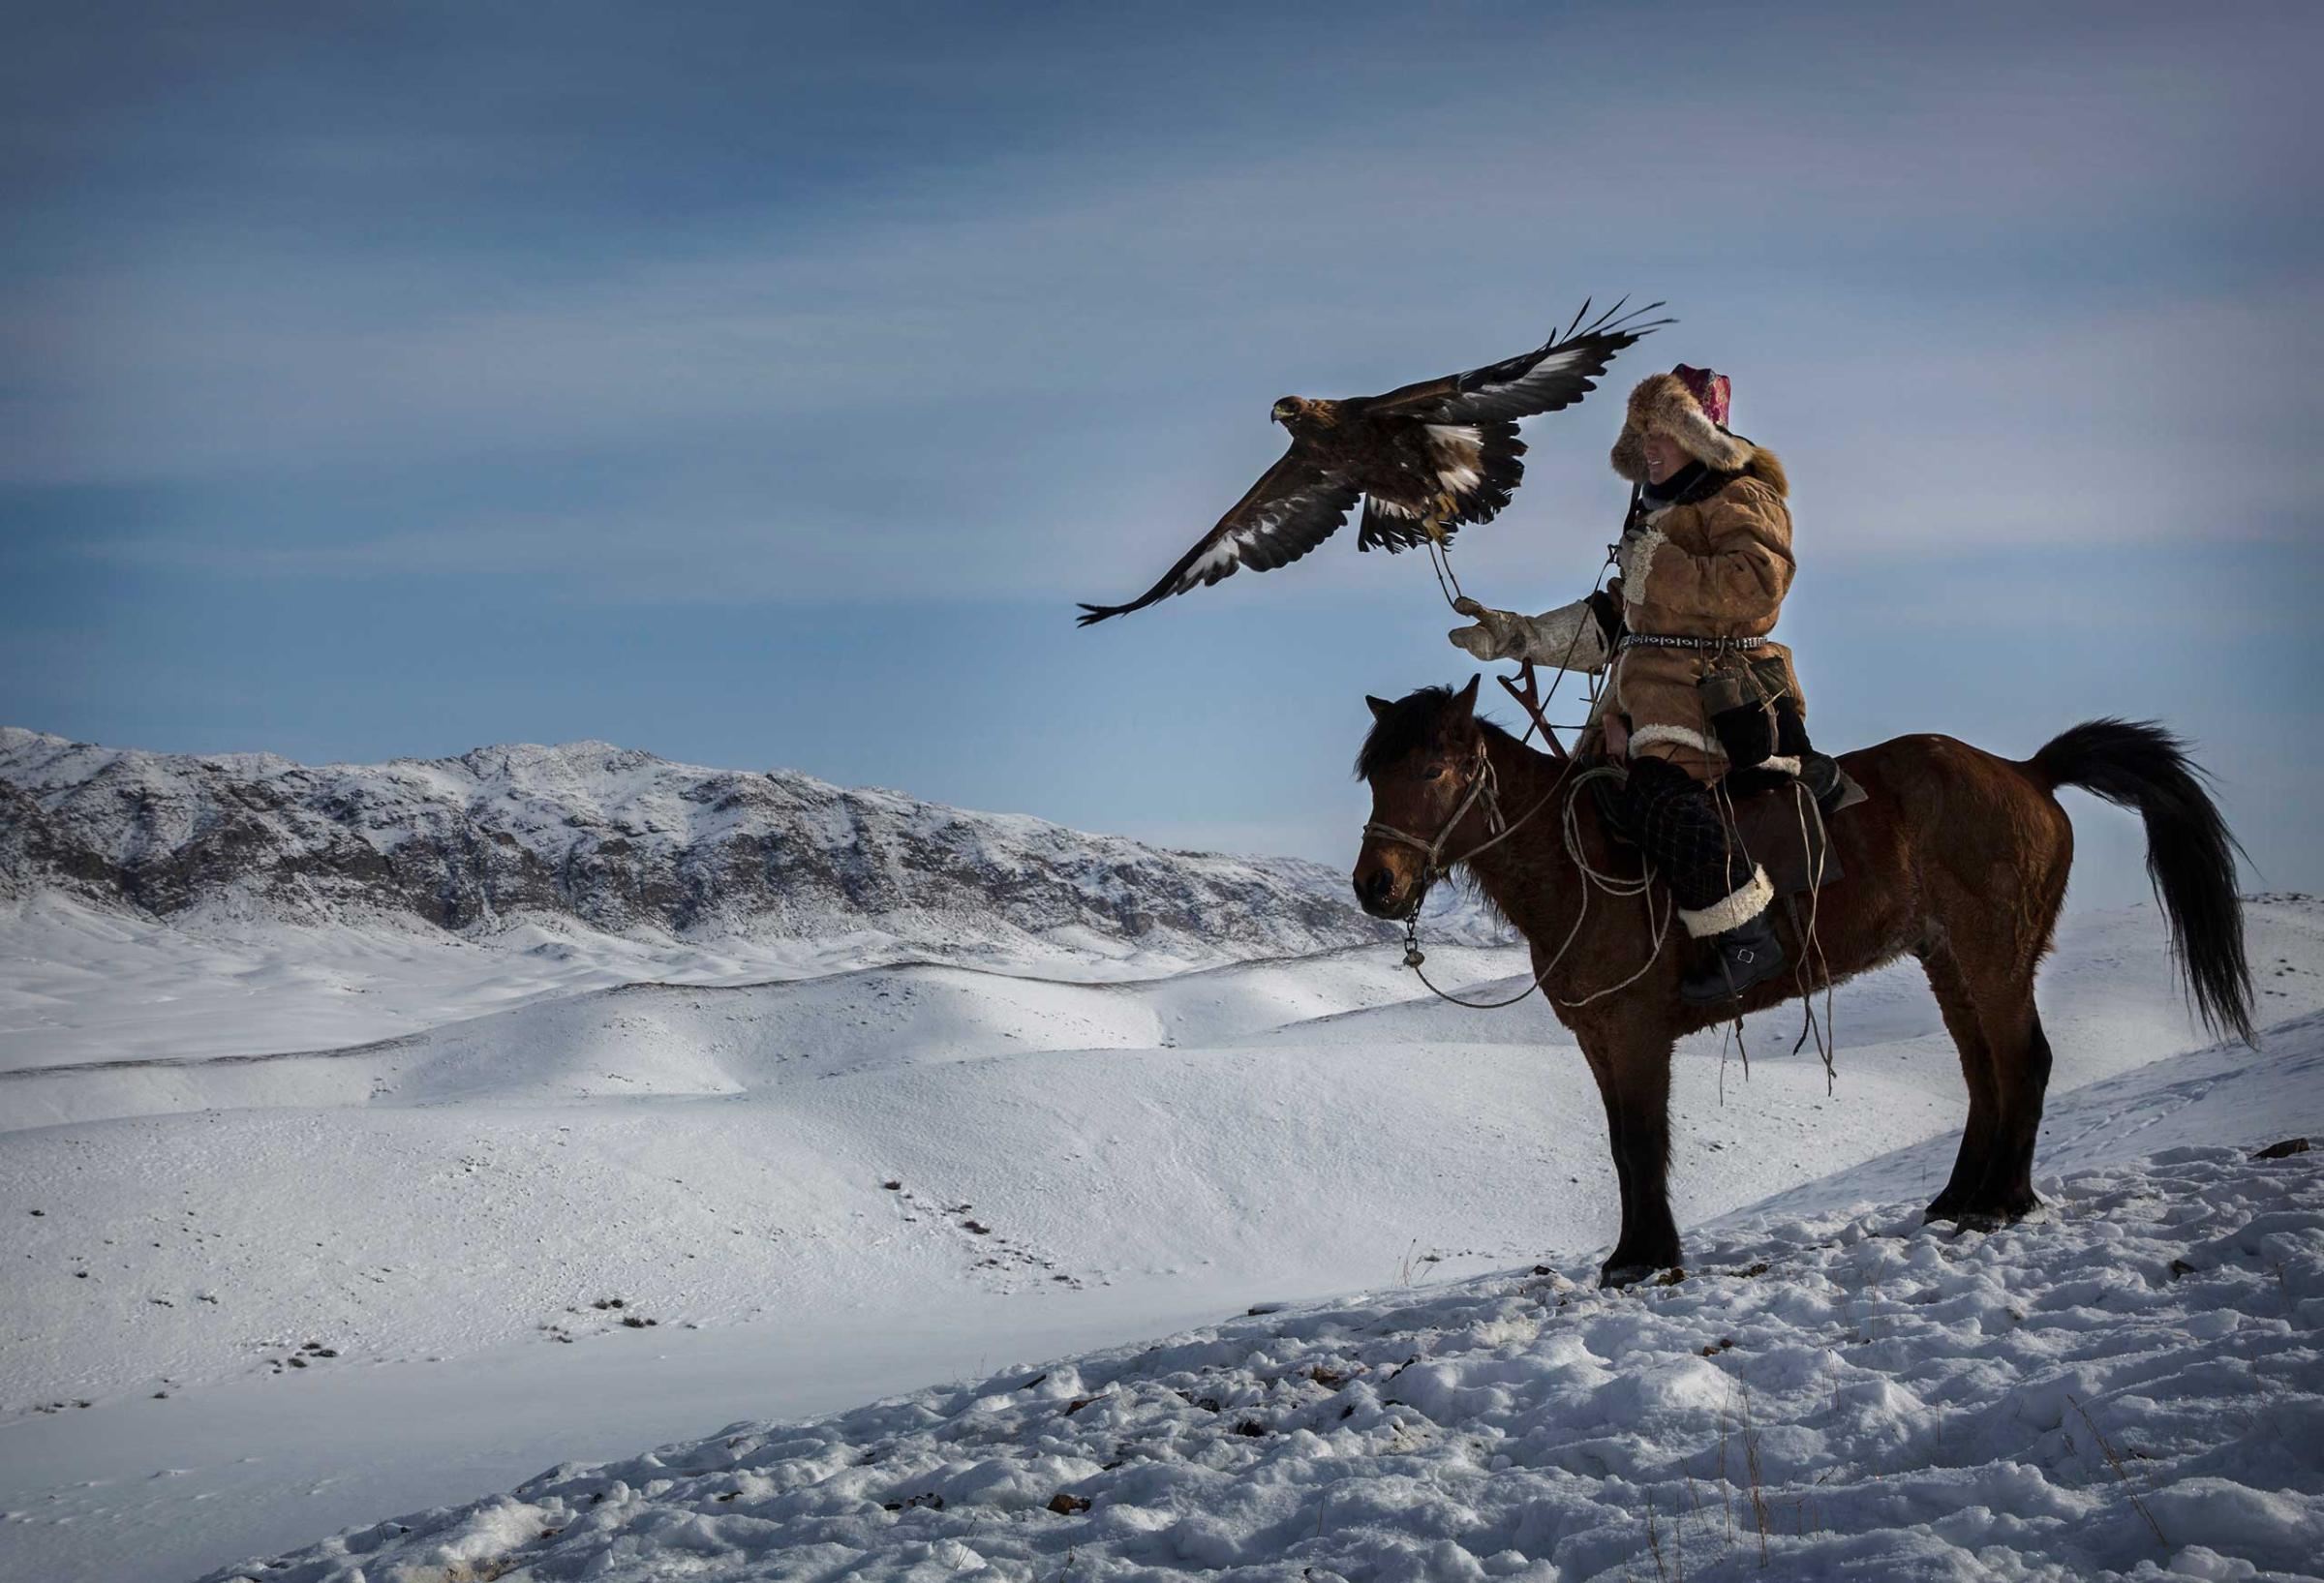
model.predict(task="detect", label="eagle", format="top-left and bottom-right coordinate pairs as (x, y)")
top-left (1075, 298), bottom-right (1667, 625)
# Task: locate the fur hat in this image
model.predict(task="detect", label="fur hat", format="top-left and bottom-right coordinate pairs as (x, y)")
top-left (1609, 363), bottom-right (1753, 482)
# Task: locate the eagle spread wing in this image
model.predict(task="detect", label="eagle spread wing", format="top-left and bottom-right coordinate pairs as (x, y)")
top-left (1366, 297), bottom-right (1670, 422)
top-left (1077, 296), bottom-right (1665, 624)
top-left (1075, 451), bottom-right (1361, 626)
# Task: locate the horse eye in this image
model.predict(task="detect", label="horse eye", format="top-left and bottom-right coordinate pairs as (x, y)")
top-left (1422, 764), bottom-right (1447, 781)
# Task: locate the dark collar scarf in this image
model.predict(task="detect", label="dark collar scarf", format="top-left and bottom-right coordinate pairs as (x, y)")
top-left (1641, 459), bottom-right (1731, 509)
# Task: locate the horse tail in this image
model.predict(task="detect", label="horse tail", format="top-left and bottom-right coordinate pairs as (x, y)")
top-left (2030, 718), bottom-right (2254, 1045)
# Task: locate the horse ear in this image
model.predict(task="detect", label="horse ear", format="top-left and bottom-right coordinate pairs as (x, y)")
top-left (1365, 695), bottom-right (1394, 721)
top-left (1452, 674), bottom-right (1482, 718)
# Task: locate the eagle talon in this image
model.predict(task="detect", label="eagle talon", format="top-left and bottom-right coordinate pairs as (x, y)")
top-left (1419, 491), bottom-right (1461, 544)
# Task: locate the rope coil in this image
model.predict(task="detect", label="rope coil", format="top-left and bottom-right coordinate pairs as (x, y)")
top-left (1384, 523), bottom-right (1833, 1038)
top-left (1380, 533), bottom-right (1665, 1010)
top-left (1373, 759), bottom-right (1674, 1012)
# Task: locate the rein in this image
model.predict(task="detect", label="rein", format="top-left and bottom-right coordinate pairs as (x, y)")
top-left (1361, 731), bottom-right (1583, 905)
top-left (1361, 737), bottom-right (1664, 1011)
top-left (1374, 508), bottom-right (1657, 1011)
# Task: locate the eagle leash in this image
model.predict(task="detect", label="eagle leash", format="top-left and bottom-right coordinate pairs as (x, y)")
top-left (1388, 518), bottom-right (1653, 1010)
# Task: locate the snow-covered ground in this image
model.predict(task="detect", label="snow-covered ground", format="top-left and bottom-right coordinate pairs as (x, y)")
top-left (0, 898), bottom-right (2319, 1581)
top-left (0, 887), bottom-right (1506, 1081)
top-left (202, 1065), bottom-right (2324, 1583)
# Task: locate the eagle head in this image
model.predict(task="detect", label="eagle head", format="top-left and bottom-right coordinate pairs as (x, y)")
top-left (1270, 397), bottom-right (1303, 427)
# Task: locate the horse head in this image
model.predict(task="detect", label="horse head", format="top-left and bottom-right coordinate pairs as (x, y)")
top-left (1351, 675), bottom-right (1492, 919)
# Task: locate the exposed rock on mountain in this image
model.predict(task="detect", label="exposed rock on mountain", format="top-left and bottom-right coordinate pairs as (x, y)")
top-left (0, 728), bottom-right (1417, 961)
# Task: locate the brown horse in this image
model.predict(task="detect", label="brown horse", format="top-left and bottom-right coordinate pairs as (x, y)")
top-left (1352, 677), bottom-right (2254, 1287)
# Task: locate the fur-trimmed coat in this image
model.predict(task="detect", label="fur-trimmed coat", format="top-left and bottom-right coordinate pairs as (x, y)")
top-left (1605, 446), bottom-right (1801, 781)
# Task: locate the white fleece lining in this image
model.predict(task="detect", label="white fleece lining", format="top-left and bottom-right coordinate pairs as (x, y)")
top-left (1679, 865), bottom-right (1773, 938)
top-left (1617, 525), bottom-right (1667, 605)
top-left (1628, 722), bottom-right (1723, 758)
top-left (1759, 755), bottom-right (1802, 776)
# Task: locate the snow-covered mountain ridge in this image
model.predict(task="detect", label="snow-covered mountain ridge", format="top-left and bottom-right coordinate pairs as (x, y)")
top-left (0, 727), bottom-right (1406, 963)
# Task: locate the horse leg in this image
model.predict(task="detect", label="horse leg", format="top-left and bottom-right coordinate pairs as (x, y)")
top-left (1970, 991), bottom-right (2053, 1223)
top-left (1576, 1026), bottom-right (1681, 1287)
top-left (1575, 1041), bottom-right (1637, 1263)
top-left (1923, 837), bottom-right (2061, 1227)
top-left (1930, 934), bottom-right (2054, 1227)
top-left (1919, 947), bottom-right (2003, 1225)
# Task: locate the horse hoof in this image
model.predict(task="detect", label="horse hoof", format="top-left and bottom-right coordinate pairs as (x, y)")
top-left (1930, 1196), bottom-right (2039, 1233)
top-left (1599, 1263), bottom-right (1656, 1290)
top-left (1925, 1200), bottom-right (2015, 1233)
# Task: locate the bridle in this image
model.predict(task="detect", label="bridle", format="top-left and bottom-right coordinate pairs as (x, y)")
top-left (1361, 733), bottom-right (1569, 904)
top-left (1372, 541), bottom-right (1619, 901)
top-left (1361, 735), bottom-right (1560, 989)
top-left (1360, 739), bottom-right (1506, 894)
top-left (1356, 519), bottom-right (1668, 1008)
top-left (1361, 734), bottom-right (1667, 1010)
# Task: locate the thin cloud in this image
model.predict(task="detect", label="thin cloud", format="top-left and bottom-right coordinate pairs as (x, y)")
top-left (3, 1), bottom-right (2316, 900)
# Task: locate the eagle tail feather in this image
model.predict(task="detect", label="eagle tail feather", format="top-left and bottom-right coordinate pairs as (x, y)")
top-left (1358, 498), bottom-right (1455, 554)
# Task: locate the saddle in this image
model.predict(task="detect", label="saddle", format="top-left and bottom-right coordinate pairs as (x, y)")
top-left (1590, 759), bottom-right (1863, 903)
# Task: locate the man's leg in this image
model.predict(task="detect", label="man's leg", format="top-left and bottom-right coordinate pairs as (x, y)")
top-left (1622, 753), bottom-right (1787, 1004)
top-left (1772, 703), bottom-right (1849, 808)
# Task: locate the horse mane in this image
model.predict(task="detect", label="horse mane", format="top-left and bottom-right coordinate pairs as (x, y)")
top-left (1353, 685), bottom-right (1521, 780)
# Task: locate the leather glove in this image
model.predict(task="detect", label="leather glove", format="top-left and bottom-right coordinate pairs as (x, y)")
top-left (1447, 595), bottom-right (1615, 673)
top-left (1448, 597), bottom-right (1527, 661)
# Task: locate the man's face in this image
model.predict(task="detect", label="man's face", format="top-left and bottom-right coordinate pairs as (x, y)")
top-left (1641, 430), bottom-right (1687, 480)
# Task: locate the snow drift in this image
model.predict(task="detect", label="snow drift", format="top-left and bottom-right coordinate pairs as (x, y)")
top-left (198, 1122), bottom-right (2324, 1582)
top-left (7, 899), bottom-right (2319, 1583)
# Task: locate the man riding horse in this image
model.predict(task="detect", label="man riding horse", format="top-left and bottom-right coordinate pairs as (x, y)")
top-left (1360, 358), bottom-right (2250, 1286)
top-left (1449, 365), bottom-right (1843, 1006)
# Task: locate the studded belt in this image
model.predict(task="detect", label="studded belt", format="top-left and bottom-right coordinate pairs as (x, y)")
top-left (1618, 632), bottom-right (1771, 653)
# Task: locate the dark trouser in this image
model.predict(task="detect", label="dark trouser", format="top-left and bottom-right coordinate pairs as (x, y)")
top-left (1622, 756), bottom-right (1755, 916)
top-left (1775, 701), bottom-right (1812, 761)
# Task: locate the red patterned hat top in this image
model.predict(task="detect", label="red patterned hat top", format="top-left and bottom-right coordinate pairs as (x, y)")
top-left (1671, 364), bottom-right (1731, 429)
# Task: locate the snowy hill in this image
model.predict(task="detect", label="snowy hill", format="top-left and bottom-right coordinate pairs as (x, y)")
top-left (192, 1029), bottom-right (2324, 1582)
top-left (0, 727), bottom-right (1433, 967)
top-left (2, 896), bottom-right (2320, 1582)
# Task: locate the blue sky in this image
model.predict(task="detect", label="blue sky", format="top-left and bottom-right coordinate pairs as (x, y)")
top-left (4, 1), bottom-right (2317, 907)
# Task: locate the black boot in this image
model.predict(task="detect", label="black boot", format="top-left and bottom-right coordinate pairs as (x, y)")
top-left (1680, 910), bottom-right (1789, 1006)
top-left (1775, 702), bottom-right (1855, 813)
top-left (1798, 751), bottom-right (1846, 807)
